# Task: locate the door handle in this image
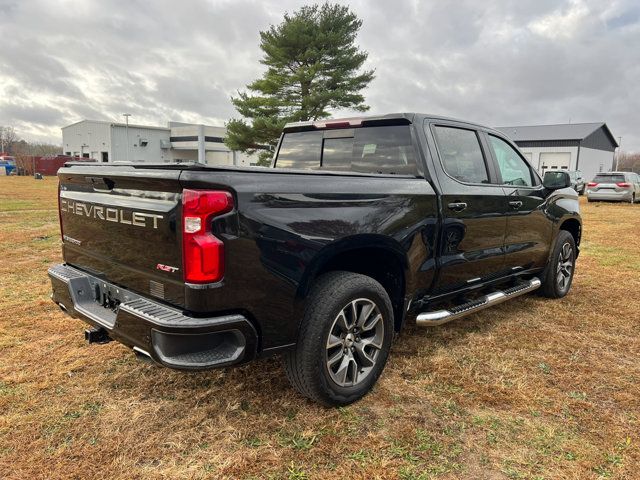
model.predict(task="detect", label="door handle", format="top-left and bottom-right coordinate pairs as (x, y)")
top-left (447, 202), bottom-right (467, 212)
top-left (509, 200), bottom-right (523, 209)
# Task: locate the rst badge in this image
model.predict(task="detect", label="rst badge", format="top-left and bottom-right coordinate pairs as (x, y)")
top-left (156, 263), bottom-right (179, 273)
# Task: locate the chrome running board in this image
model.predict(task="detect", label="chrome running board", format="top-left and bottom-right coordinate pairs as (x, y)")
top-left (416, 277), bottom-right (541, 327)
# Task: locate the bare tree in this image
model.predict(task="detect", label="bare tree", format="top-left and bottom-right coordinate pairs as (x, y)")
top-left (12, 139), bottom-right (61, 157)
top-left (617, 151), bottom-right (640, 173)
top-left (0, 126), bottom-right (19, 154)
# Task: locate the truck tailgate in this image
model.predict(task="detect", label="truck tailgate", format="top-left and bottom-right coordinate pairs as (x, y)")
top-left (58, 165), bottom-right (185, 306)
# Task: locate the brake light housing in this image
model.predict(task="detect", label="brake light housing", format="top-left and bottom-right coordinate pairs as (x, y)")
top-left (587, 182), bottom-right (598, 187)
top-left (58, 181), bottom-right (64, 241)
top-left (182, 190), bottom-right (234, 284)
top-left (616, 182), bottom-right (631, 188)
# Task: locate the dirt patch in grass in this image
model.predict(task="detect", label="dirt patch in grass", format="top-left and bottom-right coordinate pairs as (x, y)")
top-left (0, 177), bottom-right (639, 479)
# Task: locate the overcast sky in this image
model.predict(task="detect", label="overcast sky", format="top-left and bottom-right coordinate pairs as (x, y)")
top-left (1, 0), bottom-right (638, 150)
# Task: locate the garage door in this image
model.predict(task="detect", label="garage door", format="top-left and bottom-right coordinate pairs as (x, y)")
top-left (539, 152), bottom-right (571, 174)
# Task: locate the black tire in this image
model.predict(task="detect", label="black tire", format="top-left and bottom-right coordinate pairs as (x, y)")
top-left (540, 230), bottom-right (576, 298)
top-left (284, 271), bottom-right (394, 406)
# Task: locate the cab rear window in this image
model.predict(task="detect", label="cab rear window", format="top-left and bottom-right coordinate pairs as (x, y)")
top-left (275, 126), bottom-right (418, 175)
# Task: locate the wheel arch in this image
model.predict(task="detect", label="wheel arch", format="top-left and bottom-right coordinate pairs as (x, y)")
top-left (559, 217), bottom-right (581, 250)
top-left (297, 235), bottom-right (408, 332)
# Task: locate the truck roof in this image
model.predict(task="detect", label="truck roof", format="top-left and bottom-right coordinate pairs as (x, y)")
top-left (283, 112), bottom-right (501, 135)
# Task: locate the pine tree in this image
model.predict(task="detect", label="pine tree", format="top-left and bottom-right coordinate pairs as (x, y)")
top-left (225, 3), bottom-right (375, 165)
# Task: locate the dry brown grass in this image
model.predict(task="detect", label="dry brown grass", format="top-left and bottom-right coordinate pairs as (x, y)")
top-left (0, 176), bottom-right (639, 480)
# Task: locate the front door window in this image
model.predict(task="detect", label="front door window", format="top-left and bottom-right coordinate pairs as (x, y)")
top-left (489, 135), bottom-right (533, 187)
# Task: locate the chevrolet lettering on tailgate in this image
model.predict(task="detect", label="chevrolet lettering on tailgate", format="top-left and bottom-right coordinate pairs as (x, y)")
top-left (60, 199), bottom-right (163, 229)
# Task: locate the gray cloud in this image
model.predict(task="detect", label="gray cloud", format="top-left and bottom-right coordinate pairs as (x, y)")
top-left (0, 0), bottom-right (638, 150)
top-left (1, 102), bottom-right (66, 125)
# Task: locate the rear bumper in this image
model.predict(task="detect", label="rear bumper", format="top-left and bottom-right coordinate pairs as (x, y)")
top-left (587, 190), bottom-right (632, 202)
top-left (48, 264), bottom-right (258, 369)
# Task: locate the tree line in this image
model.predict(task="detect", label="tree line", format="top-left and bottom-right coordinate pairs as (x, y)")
top-left (0, 126), bottom-right (62, 157)
top-left (616, 151), bottom-right (640, 173)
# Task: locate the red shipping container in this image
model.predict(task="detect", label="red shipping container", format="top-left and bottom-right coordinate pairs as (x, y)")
top-left (34, 155), bottom-right (96, 176)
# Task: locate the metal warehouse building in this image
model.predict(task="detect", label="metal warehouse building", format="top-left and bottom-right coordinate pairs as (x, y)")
top-left (62, 120), bottom-right (258, 166)
top-left (496, 122), bottom-right (618, 182)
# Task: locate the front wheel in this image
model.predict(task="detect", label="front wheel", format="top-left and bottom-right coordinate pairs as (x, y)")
top-left (284, 271), bottom-right (394, 406)
top-left (540, 230), bottom-right (576, 298)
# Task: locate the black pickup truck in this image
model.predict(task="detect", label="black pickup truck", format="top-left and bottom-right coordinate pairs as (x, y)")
top-left (49, 113), bottom-right (581, 406)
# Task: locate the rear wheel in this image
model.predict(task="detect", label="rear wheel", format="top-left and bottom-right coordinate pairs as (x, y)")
top-left (540, 230), bottom-right (576, 298)
top-left (284, 271), bottom-right (394, 406)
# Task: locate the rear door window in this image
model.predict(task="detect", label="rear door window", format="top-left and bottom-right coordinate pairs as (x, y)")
top-left (432, 126), bottom-right (489, 184)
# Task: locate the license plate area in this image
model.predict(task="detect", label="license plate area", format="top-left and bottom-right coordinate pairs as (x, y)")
top-left (67, 275), bottom-right (139, 329)
top-left (92, 280), bottom-right (123, 313)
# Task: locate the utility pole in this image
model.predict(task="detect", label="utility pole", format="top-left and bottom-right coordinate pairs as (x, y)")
top-left (614, 136), bottom-right (622, 171)
top-left (123, 113), bottom-right (132, 162)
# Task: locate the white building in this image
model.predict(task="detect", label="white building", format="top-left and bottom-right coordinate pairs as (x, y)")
top-left (496, 122), bottom-right (618, 182)
top-left (62, 120), bottom-right (259, 167)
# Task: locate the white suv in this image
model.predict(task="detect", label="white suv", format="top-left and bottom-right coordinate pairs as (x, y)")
top-left (586, 172), bottom-right (640, 203)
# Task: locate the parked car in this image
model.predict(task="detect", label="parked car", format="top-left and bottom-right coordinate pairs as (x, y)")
top-left (48, 113), bottom-right (582, 406)
top-left (586, 171), bottom-right (640, 203)
top-left (570, 170), bottom-right (586, 195)
top-left (0, 155), bottom-right (16, 175)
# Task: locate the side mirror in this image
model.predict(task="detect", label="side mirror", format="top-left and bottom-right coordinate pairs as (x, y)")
top-left (543, 171), bottom-right (571, 190)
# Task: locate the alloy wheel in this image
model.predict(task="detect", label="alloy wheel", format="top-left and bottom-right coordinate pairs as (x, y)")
top-left (325, 298), bottom-right (385, 387)
top-left (556, 242), bottom-right (574, 291)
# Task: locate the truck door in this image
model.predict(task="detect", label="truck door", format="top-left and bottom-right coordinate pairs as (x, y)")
top-left (425, 122), bottom-right (508, 293)
top-left (484, 133), bottom-right (551, 274)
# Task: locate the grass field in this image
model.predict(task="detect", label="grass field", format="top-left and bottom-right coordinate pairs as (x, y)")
top-left (0, 176), bottom-right (639, 480)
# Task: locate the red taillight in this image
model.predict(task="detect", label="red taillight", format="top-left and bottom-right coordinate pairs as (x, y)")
top-left (616, 182), bottom-right (631, 188)
top-left (587, 182), bottom-right (598, 187)
top-left (182, 190), bottom-right (234, 284)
